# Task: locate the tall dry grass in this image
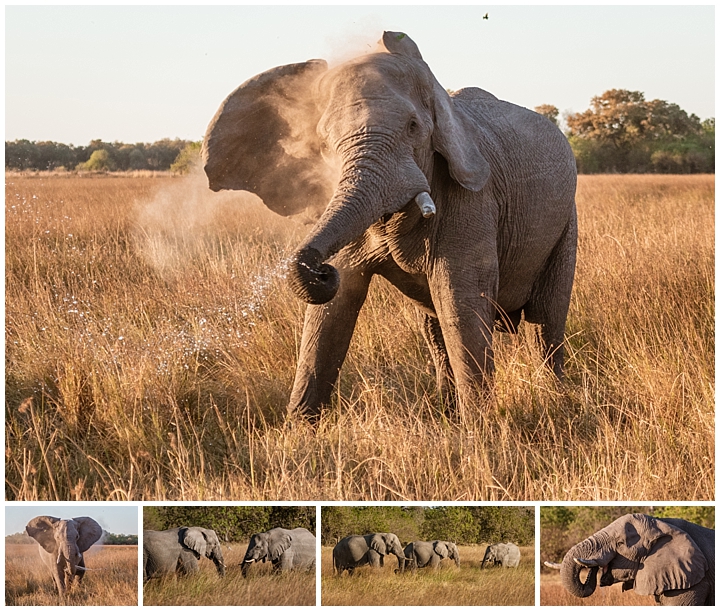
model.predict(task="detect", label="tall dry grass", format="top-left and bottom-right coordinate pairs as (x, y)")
top-left (321, 544), bottom-right (534, 606)
top-left (142, 541), bottom-right (315, 606)
top-left (540, 570), bottom-right (654, 606)
top-left (5, 173), bottom-right (714, 501)
top-left (5, 543), bottom-right (138, 606)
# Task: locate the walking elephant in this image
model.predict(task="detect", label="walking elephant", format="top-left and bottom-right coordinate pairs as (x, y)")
top-left (482, 542), bottom-right (521, 568)
top-left (402, 540), bottom-right (460, 572)
top-left (241, 527), bottom-right (316, 576)
top-left (143, 527), bottom-right (226, 581)
top-left (544, 514), bottom-right (714, 605)
top-left (333, 533), bottom-right (410, 575)
top-left (26, 515), bottom-right (103, 596)
top-left (202, 30), bottom-right (578, 419)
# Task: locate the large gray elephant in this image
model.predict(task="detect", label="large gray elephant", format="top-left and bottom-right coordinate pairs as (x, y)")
top-left (333, 533), bottom-right (410, 575)
top-left (202, 30), bottom-right (577, 418)
top-left (26, 515), bottom-right (103, 596)
top-left (402, 540), bottom-right (460, 573)
top-left (143, 527), bottom-right (226, 581)
top-left (241, 527), bottom-right (316, 576)
top-left (544, 514), bottom-right (714, 605)
top-left (481, 542), bottom-right (521, 568)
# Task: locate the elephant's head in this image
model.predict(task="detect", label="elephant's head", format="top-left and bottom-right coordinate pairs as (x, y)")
top-left (371, 532), bottom-right (410, 572)
top-left (434, 541), bottom-right (460, 567)
top-left (203, 30), bottom-right (489, 305)
top-left (481, 543), bottom-right (503, 569)
top-left (26, 516), bottom-right (103, 590)
top-left (181, 527), bottom-right (226, 577)
top-left (556, 514), bottom-right (709, 599)
top-left (241, 530), bottom-right (292, 577)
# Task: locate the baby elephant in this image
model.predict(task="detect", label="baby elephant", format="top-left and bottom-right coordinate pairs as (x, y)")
top-left (241, 527), bottom-right (316, 577)
top-left (402, 540), bottom-right (460, 573)
top-left (143, 527), bottom-right (226, 581)
top-left (481, 542), bottom-right (521, 569)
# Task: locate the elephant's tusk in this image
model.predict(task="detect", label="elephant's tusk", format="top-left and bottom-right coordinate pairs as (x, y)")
top-left (543, 561), bottom-right (562, 570)
top-left (415, 192), bottom-right (436, 218)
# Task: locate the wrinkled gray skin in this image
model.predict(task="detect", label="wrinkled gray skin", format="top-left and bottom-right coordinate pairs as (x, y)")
top-left (26, 515), bottom-right (103, 597)
top-left (482, 542), bottom-right (520, 569)
top-left (241, 527), bottom-right (316, 577)
top-left (202, 30), bottom-right (577, 419)
top-left (548, 514), bottom-right (714, 605)
top-left (143, 527), bottom-right (226, 581)
top-left (333, 533), bottom-right (409, 575)
top-left (402, 540), bottom-right (460, 573)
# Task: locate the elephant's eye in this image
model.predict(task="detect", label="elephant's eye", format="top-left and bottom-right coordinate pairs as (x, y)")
top-left (407, 119), bottom-right (420, 137)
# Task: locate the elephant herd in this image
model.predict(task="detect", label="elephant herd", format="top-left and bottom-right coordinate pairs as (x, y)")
top-left (331, 532), bottom-right (520, 576)
top-left (143, 526), bottom-right (316, 581)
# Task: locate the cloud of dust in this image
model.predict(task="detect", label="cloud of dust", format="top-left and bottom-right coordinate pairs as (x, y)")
top-left (321, 18), bottom-right (388, 67)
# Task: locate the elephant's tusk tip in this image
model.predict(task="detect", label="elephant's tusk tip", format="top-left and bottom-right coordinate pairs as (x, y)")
top-left (415, 192), bottom-right (436, 218)
top-left (544, 561), bottom-right (562, 570)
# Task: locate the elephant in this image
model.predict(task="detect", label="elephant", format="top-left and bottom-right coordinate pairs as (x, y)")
top-left (481, 542), bottom-right (521, 569)
top-left (143, 526), bottom-right (226, 581)
top-left (25, 515), bottom-right (103, 596)
top-left (402, 540), bottom-right (460, 573)
top-left (544, 514), bottom-right (714, 605)
top-left (333, 532), bottom-right (410, 575)
top-left (241, 527), bottom-right (316, 576)
top-left (202, 30), bottom-right (577, 419)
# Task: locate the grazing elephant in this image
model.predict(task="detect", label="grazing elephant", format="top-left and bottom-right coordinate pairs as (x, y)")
top-left (402, 540), bottom-right (460, 573)
top-left (202, 30), bottom-right (577, 418)
top-left (482, 542), bottom-right (521, 569)
top-left (26, 515), bottom-right (103, 596)
top-left (333, 533), bottom-right (410, 575)
top-left (241, 527), bottom-right (316, 576)
top-left (143, 527), bottom-right (226, 581)
top-left (544, 514), bottom-right (714, 605)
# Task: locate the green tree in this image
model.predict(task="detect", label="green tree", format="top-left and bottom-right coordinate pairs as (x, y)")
top-left (78, 148), bottom-right (115, 171)
top-left (171, 141), bottom-right (202, 174)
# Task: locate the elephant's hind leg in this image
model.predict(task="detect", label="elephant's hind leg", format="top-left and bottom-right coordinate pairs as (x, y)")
top-left (524, 214), bottom-right (577, 378)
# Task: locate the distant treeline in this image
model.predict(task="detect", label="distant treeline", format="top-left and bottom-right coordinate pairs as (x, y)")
top-left (6, 531), bottom-right (138, 545)
top-left (5, 138), bottom-right (194, 172)
top-left (143, 506), bottom-right (316, 543)
top-left (321, 506), bottom-right (534, 547)
top-left (540, 506), bottom-right (715, 567)
top-left (6, 89), bottom-right (714, 174)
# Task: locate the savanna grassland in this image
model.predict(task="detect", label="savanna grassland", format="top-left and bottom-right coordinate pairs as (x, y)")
top-left (540, 570), bottom-right (654, 606)
top-left (5, 172), bottom-right (714, 501)
top-left (142, 541), bottom-right (315, 606)
top-left (5, 543), bottom-right (138, 606)
top-left (321, 544), bottom-right (534, 606)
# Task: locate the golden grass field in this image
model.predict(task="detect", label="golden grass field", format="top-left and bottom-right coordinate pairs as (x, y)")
top-left (321, 543), bottom-right (534, 606)
top-left (5, 172), bottom-right (714, 501)
top-left (540, 570), bottom-right (657, 606)
top-left (142, 540), bottom-right (315, 606)
top-left (5, 543), bottom-right (138, 606)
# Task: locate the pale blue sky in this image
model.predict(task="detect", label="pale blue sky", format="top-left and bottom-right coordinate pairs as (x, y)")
top-left (5, 4), bottom-right (715, 145)
top-left (5, 505), bottom-right (139, 536)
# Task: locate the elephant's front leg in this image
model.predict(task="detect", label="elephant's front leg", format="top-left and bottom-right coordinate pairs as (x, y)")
top-left (428, 259), bottom-right (498, 411)
top-left (287, 266), bottom-right (372, 420)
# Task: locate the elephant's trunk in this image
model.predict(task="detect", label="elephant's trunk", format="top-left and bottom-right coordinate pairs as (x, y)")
top-left (560, 541), bottom-right (600, 599)
top-left (288, 154), bottom-right (431, 305)
top-left (241, 558), bottom-right (254, 578)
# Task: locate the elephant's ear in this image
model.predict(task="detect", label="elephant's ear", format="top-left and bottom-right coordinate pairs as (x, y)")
top-left (269, 533), bottom-right (292, 561)
top-left (72, 517), bottom-right (103, 552)
top-left (182, 527), bottom-right (208, 557)
top-left (433, 541), bottom-right (449, 559)
top-left (369, 534), bottom-right (387, 556)
top-left (380, 31), bottom-right (489, 192)
top-left (202, 59), bottom-right (332, 217)
top-left (629, 516), bottom-right (708, 596)
top-left (26, 516), bottom-right (61, 554)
